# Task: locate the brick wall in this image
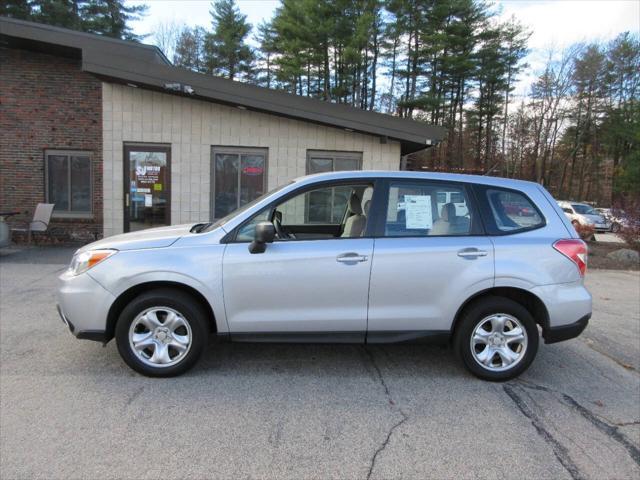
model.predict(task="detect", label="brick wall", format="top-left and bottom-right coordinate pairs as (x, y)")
top-left (0, 46), bottom-right (102, 243)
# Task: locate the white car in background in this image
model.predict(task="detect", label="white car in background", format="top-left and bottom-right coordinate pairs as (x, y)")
top-left (557, 201), bottom-right (611, 232)
top-left (595, 208), bottom-right (627, 233)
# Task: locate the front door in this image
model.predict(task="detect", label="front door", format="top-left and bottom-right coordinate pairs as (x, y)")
top-left (124, 144), bottom-right (170, 232)
top-left (222, 181), bottom-right (376, 340)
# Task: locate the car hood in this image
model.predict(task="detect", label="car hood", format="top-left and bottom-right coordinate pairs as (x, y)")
top-left (77, 224), bottom-right (195, 252)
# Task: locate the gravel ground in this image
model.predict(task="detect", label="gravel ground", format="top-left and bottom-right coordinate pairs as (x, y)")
top-left (1, 247), bottom-right (639, 480)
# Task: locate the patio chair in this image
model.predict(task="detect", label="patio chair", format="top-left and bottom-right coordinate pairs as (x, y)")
top-left (11, 203), bottom-right (55, 244)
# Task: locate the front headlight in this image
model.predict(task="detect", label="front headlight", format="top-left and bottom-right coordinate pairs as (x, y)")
top-left (68, 249), bottom-right (117, 276)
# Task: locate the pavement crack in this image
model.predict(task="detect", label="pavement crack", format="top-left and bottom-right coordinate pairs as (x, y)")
top-left (503, 383), bottom-right (584, 480)
top-left (364, 347), bottom-right (409, 480)
top-left (516, 380), bottom-right (640, 467)
top-left (582, 338), bottom-right (638, 373)
top-left (125, 386), bottom-right (144, 407)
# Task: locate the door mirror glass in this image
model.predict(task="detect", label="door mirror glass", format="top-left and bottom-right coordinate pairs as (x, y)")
top-left (249, 221), bottom-right (275, 254)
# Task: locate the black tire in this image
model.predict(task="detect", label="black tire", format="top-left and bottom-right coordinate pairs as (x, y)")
top-left (454, 296), bottom-right (539, 381)
top-left (115, 288), bottom-right (208, 377)
top-left (612, 223), bottom-right (621, 233)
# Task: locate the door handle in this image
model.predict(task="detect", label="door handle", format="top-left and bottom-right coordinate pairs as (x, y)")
top-left (336, 253), bottom-right (368, 263)
top-left (125, 193), bottom-right (130, 207)
top-left (457, 249), bottom-right (488, 258)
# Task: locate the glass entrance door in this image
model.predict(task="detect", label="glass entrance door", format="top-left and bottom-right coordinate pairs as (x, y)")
top-left (124, 145), bottom-right (171, 232)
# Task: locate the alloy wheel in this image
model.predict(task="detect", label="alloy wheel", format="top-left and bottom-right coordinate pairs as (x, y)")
top-left (470, 313), bottom-right (528, 372)
top-left (128, 307), bottom-right (192, 368)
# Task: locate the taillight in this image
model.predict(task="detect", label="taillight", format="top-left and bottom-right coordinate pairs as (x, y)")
top-left (553, 239), bottom-right (588, 276)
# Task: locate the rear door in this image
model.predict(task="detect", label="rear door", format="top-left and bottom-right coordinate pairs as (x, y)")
top-left (366, 179), bottom-right (494, 341)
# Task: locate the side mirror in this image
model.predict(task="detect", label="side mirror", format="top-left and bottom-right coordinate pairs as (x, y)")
top-left (249, 222), bottom-right (275, 254)
top-left (563, 208), bottom-right (572, 214)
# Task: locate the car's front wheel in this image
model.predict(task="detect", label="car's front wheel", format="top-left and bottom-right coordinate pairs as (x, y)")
top-left (454, 297), bottom-right (539, 381)
top-left (115, 289), bottom-right (208, 377)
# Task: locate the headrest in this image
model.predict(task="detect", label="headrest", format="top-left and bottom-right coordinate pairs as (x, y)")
top-left (441, 203), bottom-right (456, 222)
top-left (348, 192), bottom-right (363, 215)
top-left (363, 200), bottom-right (371, 216)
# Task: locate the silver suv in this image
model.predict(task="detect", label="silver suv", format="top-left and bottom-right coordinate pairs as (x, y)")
top-left (57, 172), bottom-right (592, 380)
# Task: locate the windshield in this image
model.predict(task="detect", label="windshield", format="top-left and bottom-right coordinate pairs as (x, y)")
top-left (200, 182), bottom-right (293, 233)
top-left (572, 204), bottom-right (595, 215)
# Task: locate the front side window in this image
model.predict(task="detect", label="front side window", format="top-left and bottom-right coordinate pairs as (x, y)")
top-left (212, 147), bottom-right (267, 219)
top-left (234, 182), bottom-right (373, 242)
top-left (384, 181), bottom-right (473, 237)
top-left (485, 189), bottom-right (544, 232)
top-left (45, 150), bottom-right (91, 216)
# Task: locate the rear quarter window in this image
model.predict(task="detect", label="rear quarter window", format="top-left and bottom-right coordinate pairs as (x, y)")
top-left (481, 187), bottom-right (545, 234)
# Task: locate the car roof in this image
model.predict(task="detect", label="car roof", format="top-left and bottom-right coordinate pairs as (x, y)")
top-left (293, 170), bottom-right (541, 189)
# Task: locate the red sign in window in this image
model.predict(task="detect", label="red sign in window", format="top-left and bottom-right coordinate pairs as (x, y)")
top-left (243, 166), bottom-right (264, 176)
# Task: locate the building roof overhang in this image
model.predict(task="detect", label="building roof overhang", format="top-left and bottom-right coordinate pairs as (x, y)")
top-left (1, 17), bottom-right (446, 155)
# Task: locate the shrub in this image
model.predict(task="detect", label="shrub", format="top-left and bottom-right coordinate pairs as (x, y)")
top-left (573, 223), bottom-right (596, 242)
top-left (613, 199), bottom-right (640, 251)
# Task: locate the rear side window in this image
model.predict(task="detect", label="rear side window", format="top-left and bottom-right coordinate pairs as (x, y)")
top-left (484, 188), bottom-right (544, 233)
top-left (383, 181), bottom-right (476, 237)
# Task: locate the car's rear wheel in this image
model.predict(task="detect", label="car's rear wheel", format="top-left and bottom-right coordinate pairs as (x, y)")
top-left (612, 222), bottom-right (621, 233)
top-left (454, 297), bottom-right (539, 381)
top-left (115, 289), bottom-right (207, 377)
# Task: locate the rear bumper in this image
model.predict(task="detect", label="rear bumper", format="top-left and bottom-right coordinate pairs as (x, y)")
top-left (543, 314), bottom-right (590, 344)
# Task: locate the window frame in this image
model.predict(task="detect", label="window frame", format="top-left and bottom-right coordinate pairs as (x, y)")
top-left (44, 149), bottom-right (93, 218)
top-left (306, 150), bottom-right (363, 174)
top-left (473, 184), bottom-right (547, 236)
top-left (223, 177), bottom-right (383, 243)
top-left (211, 146), bottom-right (269, 220)
top-left (371, 178), bottom-right (485, 238)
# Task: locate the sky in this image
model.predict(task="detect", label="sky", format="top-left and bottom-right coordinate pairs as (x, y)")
top-left (127, 0), bottom-right (640, 97)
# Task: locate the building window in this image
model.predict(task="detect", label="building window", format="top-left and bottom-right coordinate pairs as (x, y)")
top-left (306, 150), bottom-right (363, 174)
top-left (211, 147), bottom-right (267, 219)
top-left (305, 151), bottom-right (362, 223)
top-left (45, 150), bottom-right (92, 216)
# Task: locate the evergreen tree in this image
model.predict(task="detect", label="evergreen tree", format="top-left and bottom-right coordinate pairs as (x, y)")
top-left (254, 20), bottom-right (278, 89)
top-left (204, 0), bottom-right (253, 80)
top-left (2, 0), bottom-right (147, 40)
top-left (81, 0), bottom-right (147, 40)
top-left (1, 0), bottom-right (32, 19)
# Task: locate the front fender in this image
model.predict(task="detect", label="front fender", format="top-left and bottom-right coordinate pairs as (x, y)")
top-left (88, 245), bottom-right (229, 333)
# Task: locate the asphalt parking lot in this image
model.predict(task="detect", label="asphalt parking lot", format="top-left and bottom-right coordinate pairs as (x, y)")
top-left (1, 247), bottom-right (639, 480)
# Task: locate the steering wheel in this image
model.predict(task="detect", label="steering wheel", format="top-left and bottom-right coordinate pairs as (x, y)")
top-left (273, 214), bottom-right (296, 240)
top-left (273, 214), bottom-right (285, 239)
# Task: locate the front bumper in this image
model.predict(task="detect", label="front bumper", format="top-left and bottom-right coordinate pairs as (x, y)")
top-left (543, 314), bottom-right (590, 344)
top-left (57, 270), bottom-right (115, 342)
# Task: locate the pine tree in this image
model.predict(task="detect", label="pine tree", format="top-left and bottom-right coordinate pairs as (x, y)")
top-left (0, 0), bottom-right (32, 19)
top-left (81, 0), bottom-right (147, 40)
top-left (203, 0), bottom-right (253, 80)
top-left (2, 0), bottom-right (147, 40)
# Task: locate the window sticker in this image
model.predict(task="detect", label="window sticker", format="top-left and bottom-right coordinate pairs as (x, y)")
top-left (405, 195), bottom-right (432, 229)
top-left (144, 194), bottom-right (153, 207)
